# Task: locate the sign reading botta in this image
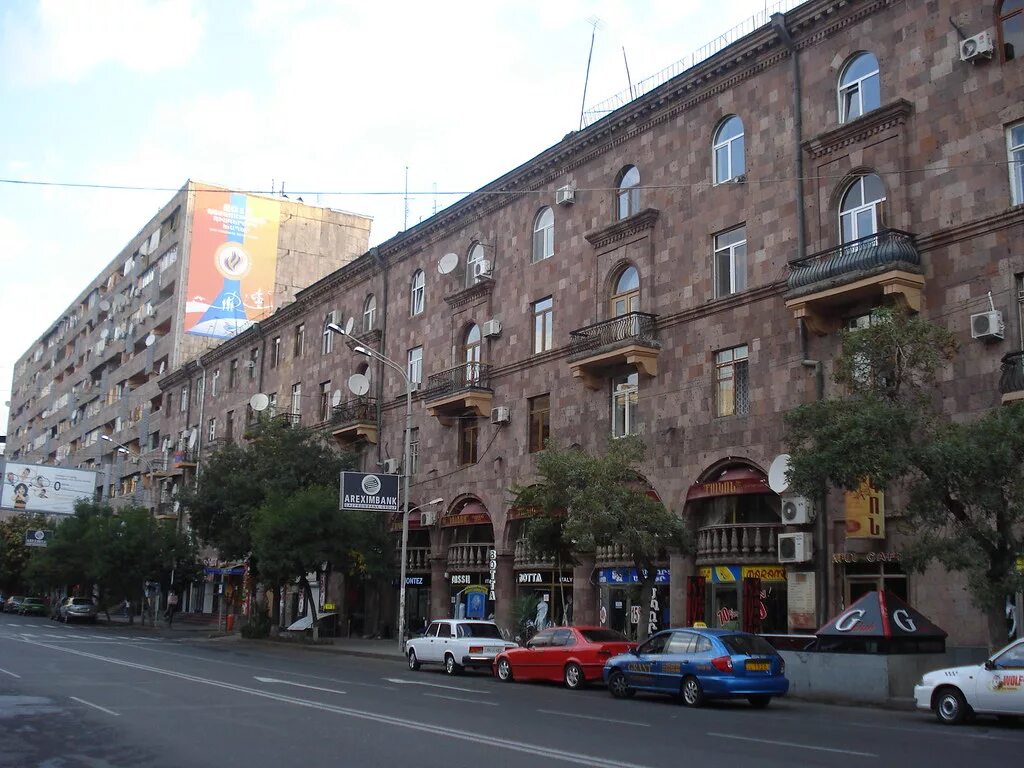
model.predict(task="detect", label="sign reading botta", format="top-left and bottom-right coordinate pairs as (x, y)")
top-left (339, 472), bottom-right (400, 512)
top-left (1, 462), bottom-right (98, 515)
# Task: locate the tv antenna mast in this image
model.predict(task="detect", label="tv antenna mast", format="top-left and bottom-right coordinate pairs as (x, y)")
top-left (578, 17), bottom-right (602, 131)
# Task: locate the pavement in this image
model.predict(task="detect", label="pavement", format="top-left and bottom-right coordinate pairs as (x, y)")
top-left (1, 612), bottom-right (1022, 768)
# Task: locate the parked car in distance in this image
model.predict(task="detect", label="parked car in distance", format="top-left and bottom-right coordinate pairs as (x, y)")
top-left (494, 626), bottom-right (634, 689)
top-left (3, 596), bottom-right (26, 614)
top-left (604, 628), bottom-right (789, 708)
top-left (406, 619), bottom-right (518, 675)
top-left (56, 597), bottom-right (98, 624)
top-left (914, 638), bottom-right (1024, 724)
top-left (17, 597), bottom-right (47, 616)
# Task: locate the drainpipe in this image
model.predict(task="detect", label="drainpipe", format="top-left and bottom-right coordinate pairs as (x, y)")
top-left (772, 12), bottom-right (806, 261)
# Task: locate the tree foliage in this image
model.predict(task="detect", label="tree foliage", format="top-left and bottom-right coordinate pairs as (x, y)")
top-left (0, 512), bottom-right (50, 592)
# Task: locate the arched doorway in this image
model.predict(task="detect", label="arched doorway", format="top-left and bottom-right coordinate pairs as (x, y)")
top-left (391, 506), bottom-right (434, 636)
top-left (506, 505), bottom-right (574, 637)
top-left (440, 499), bottom-right (495, 619)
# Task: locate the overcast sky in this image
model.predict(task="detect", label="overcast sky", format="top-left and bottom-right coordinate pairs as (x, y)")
top-left (0, 0), bottom-right (786, 434)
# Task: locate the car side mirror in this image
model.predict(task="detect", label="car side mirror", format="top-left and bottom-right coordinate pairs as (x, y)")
top-left (984, 659), bottom-right (996, 671)
top-left (630, 646), bottom-right (640, 656)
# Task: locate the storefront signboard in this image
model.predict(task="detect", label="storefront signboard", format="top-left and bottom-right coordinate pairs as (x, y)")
top-left (787, 571), bottom-right (816, 630)
top-left (488, 549), bottom-right (497, 600)
top-left (844, 481), bottom-right (885, 539)
top-left (598, 567), bottom-right (669, 585)
top-left (833, 552), bottom-right (901, 564)
top-left (698, 565), bottom-right (786, 583)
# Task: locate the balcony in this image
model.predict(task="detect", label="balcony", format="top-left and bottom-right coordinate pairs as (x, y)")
top-left (274, 412), bottom-right (302, 428)
top-left (446, 542), bottom-right (494, 571)
top-left (1000, 351), bottom-right (1024, 405)
top-left (695, 523), bottom-right (782, 566)
top-left (423, 363), bottom-right (493, 425)
top-left (785, 229), bottom-right (924, 334)
top-left (329, 397), bottom-right (377, 444)
top-left (567, 312), bottom-right (660, 390)
top-left (399, 546), bottom-right (431, 573)
top-left (514, 539), bottom-right (560, 569)
top-left (155, 501), bottom-right (178, 522)
top-left (595, 543), bottom-right (633, 567)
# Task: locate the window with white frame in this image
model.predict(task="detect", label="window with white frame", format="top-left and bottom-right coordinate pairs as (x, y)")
top-left (1000, 1), bottom-right (1024, 61)
top-left (715, 345), bottom-right (749, 417)
top-left (466, 243), bottom-right (486, 287)
top-left (532, 207), bottom-right (554, 262)
top-left (616, 166), bottom-right (641, 220)
top-left (290, 383), bottom-right (301, 415)
top-left (713, 116), bottom-right (745, 184)
top-left (838, 52), bottom-right (880, 124)
top-left (211, 369), bottom-right (220, 398)
top-left (840, 173), bottom-right (886, 244)
top-left (322, 311), bottom-right (336, 355)
top-left (714, 226), bottom-right (747, 298)
top-left (363, 294), bottom-right (377, 332)
top-left (411, 270), bottom-right (425, 315)
top-left (208, 418), bottom-right (216, 442)
top-left (611, 372), bottom-right (639, 437)
top-left (319, 381), bottom-right (331, 422)
top-left (267, 392), bottom-right (277, 417)
top-left (409, 427), bottom-right (420, 475)
top-left (407, 346), bottom-right (423, 385)
top-left (533, 296), bottom-right (553, 353)
top-left (1009, 121), bottom-right (1024, 207)
top-left (180, 386), bottom-right (188, 413)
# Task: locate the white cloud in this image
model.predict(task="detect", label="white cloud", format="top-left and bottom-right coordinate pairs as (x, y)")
top-left (0, 0), bottom-right (206, 87)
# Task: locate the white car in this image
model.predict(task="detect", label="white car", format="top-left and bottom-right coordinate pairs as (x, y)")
top-left (914, 638), bottom-right (1024, 724)
top-left (406, 619), bottom-right (517, 676)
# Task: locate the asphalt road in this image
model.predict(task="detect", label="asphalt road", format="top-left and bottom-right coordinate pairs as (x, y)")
top-left (0, 613), bottom-right (1021, 768)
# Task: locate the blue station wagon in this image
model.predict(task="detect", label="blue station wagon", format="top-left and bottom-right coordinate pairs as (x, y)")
top-left (603, 628), bottom-right (789, 708)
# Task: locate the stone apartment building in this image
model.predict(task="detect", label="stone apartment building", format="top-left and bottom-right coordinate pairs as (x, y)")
top-left (5, 181), bottom-right (372, 519)
top-left (157, 0), bottom-right (1024, 649)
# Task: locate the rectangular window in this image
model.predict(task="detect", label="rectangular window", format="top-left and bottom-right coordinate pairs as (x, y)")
top-left (179, 386), bottom-right (188, 413)
top-left (211, 369), bottom-right (220, 397)
top-left (459, 416), bottom-right (479, 465)
top-left (409, 427), bottom-right (420, 475)
top-left (533, 296), bottom-right (553, 353)
top-left (714, 226), bottom-right (747, 298)
top-left (271, 337), bottom-right (281, 368)
top-left (291, 383), bottom-right (302, 416)
top-left (267, 392), bottom-right (277, 417)
top-left (226, 410), bottom-right (234, 442)
top-left (715, 344), bottom-right (749, 417)
top-left (1016, 273), bottom-right (1024, 349)
top-left (319, 381), bottom-right (331, 422)
top-left (322, 311), bottom-right (336, 355)
top-left (528, 394), bottom-right (551, 453)
top-left (1010, 122), bottom-right (1024, 207)
top-left (248, 348), bottom-right (258, 379)
top-left (194, 377), bottom-right (203, 405)
top-left (228, 359), bottom-right (238, 388)
top-left (294, 324), bottom-right (305, 358)
top-left (407, 346), bottom-right (423, 385)
top-left (208, 418), bottom-right (216, 442)
top-left (611, 372), bottom-right (639, 437)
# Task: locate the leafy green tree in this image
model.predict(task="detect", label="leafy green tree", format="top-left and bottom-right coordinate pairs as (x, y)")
top-left (785, 309), bottom-right (1023, 649)
top-left (0, 512), bottom-right (49, 594)
top-left (512, 436), bottom-right (687, 641)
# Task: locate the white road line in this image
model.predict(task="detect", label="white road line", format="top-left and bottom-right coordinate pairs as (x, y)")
top-left (0, 667), bottom-right (21, 678)
top-left (19, 638), bottom-right (649, 768)
top-left (707, 732), bottom-right (877, 757)
top-left (537, 709), bottom-right (650, 728)
top-left (384, 677), bottom-right (489, 694)
top-left (253, 677), bottom-right (346, 695)
top-left (423, 693), bottom-right (498, 706)
top-left (69, 696), bottom-right (120, 717)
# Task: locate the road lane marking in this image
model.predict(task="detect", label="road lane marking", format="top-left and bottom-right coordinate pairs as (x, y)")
top-left (254, 677), bottom-right (346, 695)
top-left (69, 696), bottom-right (120, 717)
top-left (0, 667), bottom-right (21, 678)
top-left (423, 693), bottom-right (498, 706)
top-left (18, 638), bottom-right (650, 768)
top-left (384, 677), bottom-right (489, 694)
top-left (766, 712), bottom-right (1024, 743)
top-left (538, 709), bottom-right (650, 727)
top-left (707, 732), bottom-right (877, 757)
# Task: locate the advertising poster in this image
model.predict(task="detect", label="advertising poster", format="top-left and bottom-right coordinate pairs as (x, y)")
top-left (1, 462), bottom-right (97, 515)
top-left (184, 189), bottom-right (281, 338)
top-left (845, 481), bottom-right (885, 539)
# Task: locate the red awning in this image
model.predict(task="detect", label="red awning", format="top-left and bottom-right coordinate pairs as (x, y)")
top-left (687, 467), bottom-right (771, 501)
top-left (440, 502), bottom-right (491, 528)
top-left (389, 509), bottom-right (422, 532)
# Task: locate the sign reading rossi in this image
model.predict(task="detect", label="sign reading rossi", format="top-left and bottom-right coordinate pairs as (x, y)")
top-left (339, 472), bottom-right (400, 512)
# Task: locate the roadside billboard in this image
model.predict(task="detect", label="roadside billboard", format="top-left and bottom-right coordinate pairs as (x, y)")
top-left (183, 188), bottom-right (281, 339)
top-left (1, 462), bottom-right (97, 515)
top-left (339, 472), bottom-right (400, 512)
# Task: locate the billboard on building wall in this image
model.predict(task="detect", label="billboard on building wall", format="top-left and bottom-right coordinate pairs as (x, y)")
top-left (183, 189), bottom-right (281, 339)
top-left (1, 462), bottom-right (97, 515)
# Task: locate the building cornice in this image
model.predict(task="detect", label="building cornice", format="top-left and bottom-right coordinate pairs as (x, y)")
top-left (444, 278), bottom-right (495, 310)
top-left (915, 205), bottom-right (1024, 252)
top-left (584, 209), bottom-right (661, 250)
top-left (802, 99), bottom-right (914, 160)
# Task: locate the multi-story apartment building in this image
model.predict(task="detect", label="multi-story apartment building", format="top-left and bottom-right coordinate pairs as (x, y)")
top-left (158, 0), bottom-right (1024, 649)
top-left (5, 181), bottom-right (372, 516)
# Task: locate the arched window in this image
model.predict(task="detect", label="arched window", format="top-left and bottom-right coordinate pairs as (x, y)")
top-left (999, 1), bottom-right (1024, 61)
top-left (466, 243), bottom-right (486, 287)
top-left (616, 166), bottom-right (641, 220)
top-left (610, 265), bottom-right (640, 317)
top-left (410, 270), bottom-right (425, 316)
top-left (713, 116), bottom-right (745, 184)
top-left (840, 173), bottom-right (886, 244)
top-left (463, 324), bottom-right (482, 383)
top-left (363, 294), bottom-right (376, 332)
top-left (838, 52), bottom-right (880, 123)
top-left (532, 207), bottom-right (554, 263)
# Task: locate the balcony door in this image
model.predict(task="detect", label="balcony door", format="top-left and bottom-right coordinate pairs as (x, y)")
top-left (839, 173), bottom-right (886, 246)
top-left (610, 266), bottom-right (640, 317)
top-left (463, 324), bottom-right (482, 384)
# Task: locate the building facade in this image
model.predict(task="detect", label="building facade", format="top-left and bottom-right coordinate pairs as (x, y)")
top-left (158, 0), bottom-right (1024, 649)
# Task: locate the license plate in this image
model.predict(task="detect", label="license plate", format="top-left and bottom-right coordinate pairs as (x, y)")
top-left (746, 661), bottom-right (770, 671)
top-left (483, 646), bottom-right (502, 654)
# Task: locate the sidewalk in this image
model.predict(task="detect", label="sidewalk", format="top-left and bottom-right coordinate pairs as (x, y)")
top-left (99, 612), bottom-right (225, 639)
top-left (248, 634), bottom-right (407, 661)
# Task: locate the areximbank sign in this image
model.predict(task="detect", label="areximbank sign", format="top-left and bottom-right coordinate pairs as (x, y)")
top-left (340, 472), bottom-right (400, 512)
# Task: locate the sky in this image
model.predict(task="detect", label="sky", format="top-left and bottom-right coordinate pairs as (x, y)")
top-left (0, 0), bottom-right (787, 434)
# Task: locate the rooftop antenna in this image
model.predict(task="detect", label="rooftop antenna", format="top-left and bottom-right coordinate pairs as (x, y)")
top-left (622, 46), bottom-right (634, 100)
top-left (432, 182), bottom-right (438, 215)
top-left (403, 166), bottom-right (409, 230)
top-left (578, 17), bottom-right (602, 131)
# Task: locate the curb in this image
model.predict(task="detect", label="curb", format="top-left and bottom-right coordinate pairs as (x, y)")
top-left (247, 638), bottom-right (406, 663)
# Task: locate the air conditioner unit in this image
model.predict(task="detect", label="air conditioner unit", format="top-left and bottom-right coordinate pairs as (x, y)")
top-left (382, 458), bottom-right (401, 474)
top-left (970, 310), bottom-right (1004, 341)
top-left (420, 509), bottom-right (437, 527)
top-left (490, 406), bottom-right (511, 425)
top-left (778, 532), bottom-right (813, 563)
top-left (473, 259), bottom-right (492, 281)
top-left (482, 319), bottom-right (502, 338)
top-left (781, 495), bottom-right (816, 525)
top-left (555, 184), bottom-right (576, 206)
top-left (960, 31), bottom-right (994, 62)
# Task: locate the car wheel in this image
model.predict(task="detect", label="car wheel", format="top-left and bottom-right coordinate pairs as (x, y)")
top-left (564, 663), bottom-right (585, 690)
top-left (681, 676), bottom-right (705, 707)
top-left (607, 670), bottom-right (634, 699)
top-left (444, 654), bottom-right (462, 676)
top-left (747, 695), bottom-right (772, 709)
top-left (407, 649), bottom-right (421, 671)
top-left (934, 687), bottom-right (969, 725)
top-left (496, 658), bottom-right (513, 682)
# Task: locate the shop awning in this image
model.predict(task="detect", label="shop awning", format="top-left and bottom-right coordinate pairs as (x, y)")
top-left (441, 502), bottom-right (490, 527)
top-left (687, 467), bottom-right (771, 501)
top-left (816, 590), bottom-right (947, 640)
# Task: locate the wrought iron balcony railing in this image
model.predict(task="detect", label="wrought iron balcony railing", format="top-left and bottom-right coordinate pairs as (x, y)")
top-left (424, 362), bottom-right (492, 400)
top-left (1000, 350), bottom-right (1024, 398)
top-left (787, 228), bottom-right (921, 293)
top-left (330, 397), bottom-right (377, 425)
top-left (274, 412), bottom-right (302, 428)
top-left (568, 312), bottom-right (659, 357)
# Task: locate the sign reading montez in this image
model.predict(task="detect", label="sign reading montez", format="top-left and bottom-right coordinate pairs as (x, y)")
top-left (340, 472), bottom-right (400, 513)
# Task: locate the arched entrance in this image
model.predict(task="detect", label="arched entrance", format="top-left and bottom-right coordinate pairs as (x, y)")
top-left (391, 506), bottom-right (434, 636)
top-left (439, 499), bottom-right (495, 620)
top-left (506, 505), bottom-right (574, 638)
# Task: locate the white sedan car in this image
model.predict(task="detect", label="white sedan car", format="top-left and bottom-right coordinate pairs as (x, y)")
top-left (406, 619), bottom-right (517, 675)
top-left (914, 638), bottom-right (1024, 724)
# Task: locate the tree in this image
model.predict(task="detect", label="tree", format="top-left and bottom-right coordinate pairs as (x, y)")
top-left (785, 309), bottom-right (1023, 650)
top-left (0, 512), bottom-right (50, 594)
top-left (511, 436), bottom-right (687, 641)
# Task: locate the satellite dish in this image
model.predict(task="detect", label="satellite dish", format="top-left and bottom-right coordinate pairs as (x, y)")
top-left (347, 373), bottom-right (370, 397)
top-left (437, 252), bottom-right (459, 275)
top-left (99, 300), bottom-right (111, 312)
top-left (768, 454), bottom-right (792, 494)
top-left (344, 316), bottom-right (355, 336)
top-left (187, 429), bottom-right (198, 449)
top-left (100, 328), bottom-right (110, 340)
top-left (249, 393), bottom-right (270, 412)
top-left (145, 333), bottom-right (156, 347)
top-left (331, 389), bottom-right (343, 407)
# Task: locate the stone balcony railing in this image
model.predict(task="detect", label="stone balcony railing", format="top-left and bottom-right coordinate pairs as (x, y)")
top-left (446, 542), bottom-right (494, 570)
top-left (514, 539), bottom-right (559, 568)
top-left (595, 543), bottom-right (633, 565)
top-left (695, 523), bottom-right (782, 564)
top-left (999, 350), bottom-right (1024, 405)
top-left (402, 546), bottom-right (431, 573)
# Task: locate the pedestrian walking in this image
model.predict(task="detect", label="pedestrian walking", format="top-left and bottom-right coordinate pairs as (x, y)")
top-left (166, 590), bottom-right (179, 627)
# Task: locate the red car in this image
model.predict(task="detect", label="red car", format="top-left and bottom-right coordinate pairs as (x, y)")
top-left (493, 626), bottom-right (635, 689)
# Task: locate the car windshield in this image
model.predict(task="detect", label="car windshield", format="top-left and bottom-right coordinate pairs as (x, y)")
top-left (71, 598), bottom-right (94, 605)
top-left (460, 623), bottom-right (502, 638)
top-left (581, 629), bottom-right (628, 642)
top-left (721, 633), bottom-right (778, 656)
top-left (24, 598), bottom-right (42, 605)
